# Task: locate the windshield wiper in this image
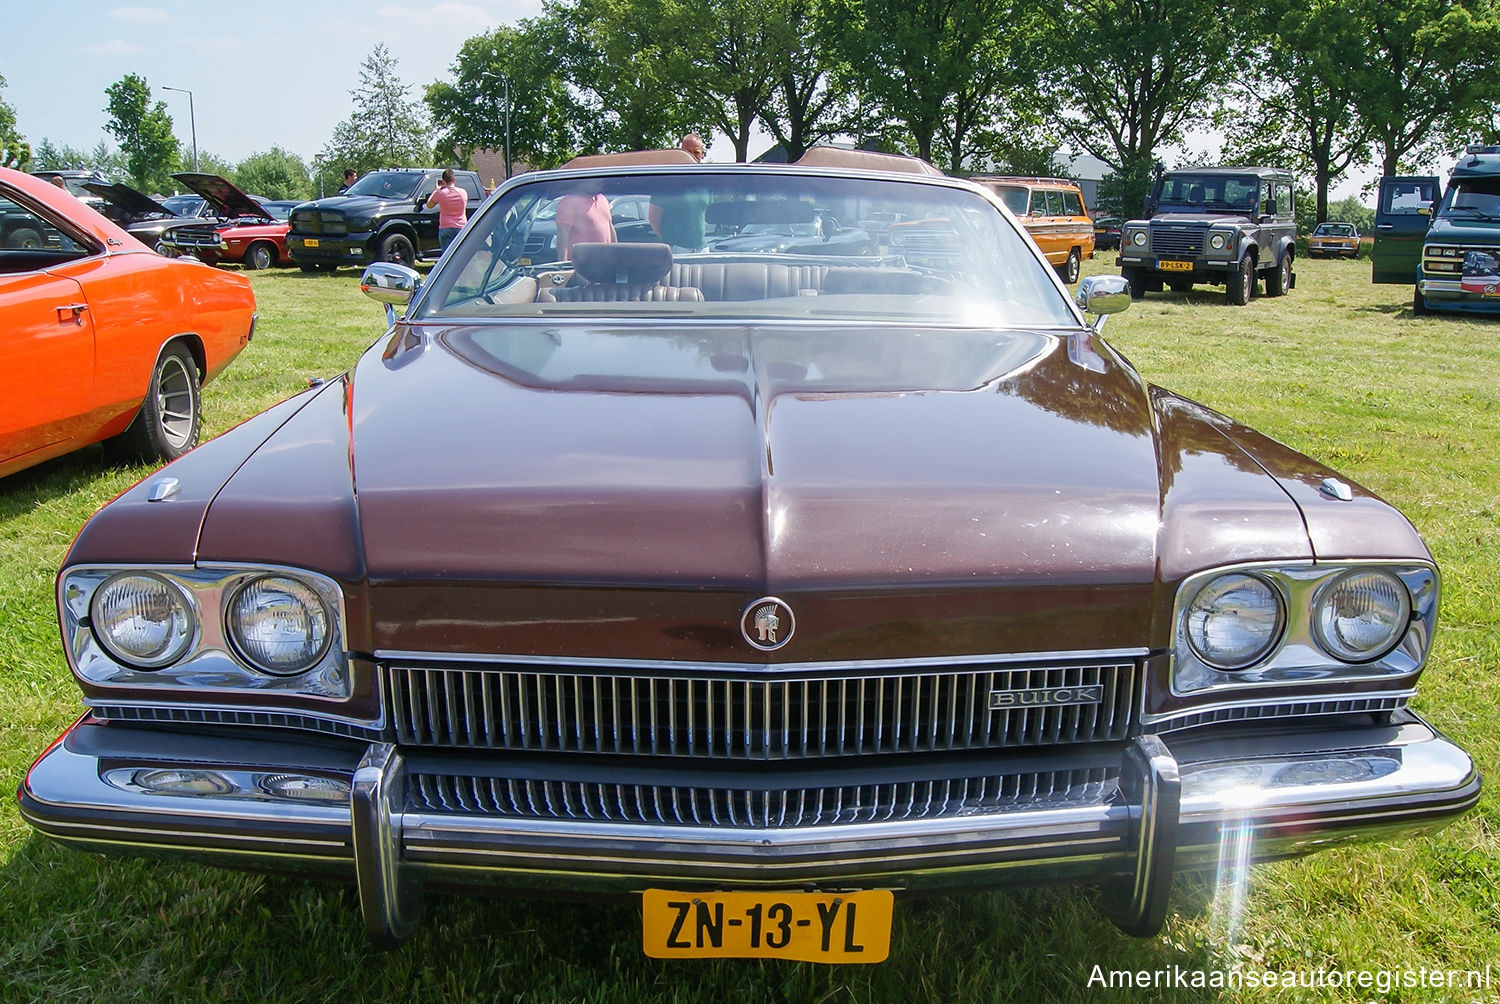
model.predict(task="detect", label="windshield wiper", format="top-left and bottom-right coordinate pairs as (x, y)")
top-left (1444, 204), bottom-right (1500, 221)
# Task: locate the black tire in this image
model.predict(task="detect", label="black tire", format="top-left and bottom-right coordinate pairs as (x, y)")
top-left (106, 343), bottom-right (201, 463)
top-left (1413, 286), bottom-right (1430, 316)
top-left (378, 232), bottom-right (416, 266)
top-left (1122, 267), bottom-right (1147, 300)
top-left (6, 227), bottom-right (43, 248)
top-left (245, 241), bottom-right (276, 271)
top-left (1167, 279), bottom-right (1193, 293)
top-left (1265, 253), bottom-right (1291, 297)
top-left (1058, 248), bottom-right (1082, 284)
top-left (1226, 254), bottom-right (1254, 305)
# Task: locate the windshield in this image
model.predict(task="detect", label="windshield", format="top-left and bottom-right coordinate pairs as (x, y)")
top-left (344, 171), bottom-right (425, 200)
top-left (416, 170), bottom-right (1077, 327)
top-left (1155, 174), bottom-right (1259, 212)
top-left (1314, 224), bottom-right (1356, 236)
top-left (1438, 178), bottom-right (1500, 221)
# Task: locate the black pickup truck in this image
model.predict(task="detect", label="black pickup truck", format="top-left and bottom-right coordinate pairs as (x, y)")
top-left (287, 168), bottom-right (484, 271)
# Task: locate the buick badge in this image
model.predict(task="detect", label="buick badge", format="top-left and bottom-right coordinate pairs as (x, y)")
top-left (741, 597), bottom-right (795, 651)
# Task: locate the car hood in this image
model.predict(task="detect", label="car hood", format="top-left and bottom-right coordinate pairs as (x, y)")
top-left (1148, 212), bottom-right (1253, 226)
top-left (295, 194), bottom-right (417, 218)
top-left (179, 322), bottom-right (1342, 662)
top-left (1427, 217), bottom-right (1500, 244)
top-left (172, 172), bottom-right (270, 221)
top-left (81, 181), bottom-right (176, 221)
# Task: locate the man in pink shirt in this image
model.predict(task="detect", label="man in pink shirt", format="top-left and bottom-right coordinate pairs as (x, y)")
top-left (425, 169), bottom-right (469, 251)
top-left (556, 188), bottom-right (616, 261)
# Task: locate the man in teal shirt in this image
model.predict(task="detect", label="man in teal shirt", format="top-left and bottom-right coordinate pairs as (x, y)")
top-left (651, 134), bottom-right (711, 253)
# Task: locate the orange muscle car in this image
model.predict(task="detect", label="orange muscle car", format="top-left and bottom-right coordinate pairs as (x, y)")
top-left (0, 167), bottom-right (256, 479)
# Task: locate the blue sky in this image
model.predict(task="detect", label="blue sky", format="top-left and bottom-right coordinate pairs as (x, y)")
top-left (1, 1), bottom-right (545, 165)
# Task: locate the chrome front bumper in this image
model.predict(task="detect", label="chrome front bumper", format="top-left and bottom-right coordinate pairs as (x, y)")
top-left (19, 712), bottom-right (1479, 946)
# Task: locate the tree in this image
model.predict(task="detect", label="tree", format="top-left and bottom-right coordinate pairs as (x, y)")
top-left (1351, 0), bottom-right (1500, 176)
top-left (656, 0), bottom-right (784, 162)
top-left (319, 44), bottom-right (432, 176)
top-left (556, 0), bottom-right (700, 152)
top-left (426, 19), bottom-right (590, 171)
top-left (1223, 0), bottom-right (1375, 223)
top-left (1025, 0), bottom-right (1244, 217)
top-left (235, 148), bottom-right (314, 201)
top-left (1, 74), bottom-right (29, 170)
top-left (759, 0), bottom-right (856, 161)
top-left (103, 74), bottom-right (180, 192)
top-left (828, 0), bottom-right (1013, 168)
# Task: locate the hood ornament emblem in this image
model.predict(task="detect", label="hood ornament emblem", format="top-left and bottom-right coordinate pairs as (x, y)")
top-left (741, 597), bottom-right (795, 651)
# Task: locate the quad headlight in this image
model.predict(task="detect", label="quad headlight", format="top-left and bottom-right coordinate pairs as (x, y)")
top-left (62, 565), bottom-right (349, 699)
top-left (1313, 569), bottom-right (1410, 662)
top-left (1170, 562), bottom-right (1436, 700)
top-left (1184, 572), bottom-right (1282, 669)
top-left (91, 573), bottom-right (195, 669)
top-left (227, 575), bottom-right (332, 675)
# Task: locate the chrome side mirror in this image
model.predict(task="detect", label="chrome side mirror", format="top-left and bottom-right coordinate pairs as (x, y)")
top-left (361, 262), bottom-right (421, 326)
top-left (1075, 274), bottom-right (1131, 331)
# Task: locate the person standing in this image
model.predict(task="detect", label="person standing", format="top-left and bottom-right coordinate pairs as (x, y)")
top-left (425, 168), bottom-right (468, 251)
top-left (556, 185), bottom-right (616, 260)
top-left (338, 168), bottom-right (358, 194)
top-left (649, 133), bottom-right (711, 254)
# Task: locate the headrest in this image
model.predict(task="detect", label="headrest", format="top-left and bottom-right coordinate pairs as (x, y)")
top-left (571, 242), bottom-right (674, 285)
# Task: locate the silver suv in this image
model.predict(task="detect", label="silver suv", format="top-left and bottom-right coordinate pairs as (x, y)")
top-left (1118, 167), bottom-right (1297, 305)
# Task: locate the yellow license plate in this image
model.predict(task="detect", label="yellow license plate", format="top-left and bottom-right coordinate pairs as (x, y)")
top-left (1159, 259), bottom-right (1193, 271)
top-left (642, 889), bottom-right (893, 963)
top-left (303, 238), bottom-right (319, 247)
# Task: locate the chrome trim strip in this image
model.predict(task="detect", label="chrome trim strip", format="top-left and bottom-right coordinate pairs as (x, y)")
top-left (373, 647), bottom-right (1149, 674)
top-left (1146, 689), bottom-right (1415, 730)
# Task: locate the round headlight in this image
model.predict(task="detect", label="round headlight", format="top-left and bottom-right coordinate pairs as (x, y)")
top-left (1209, 233), bottom-right (1227, 250)
top-left (91, 573), bottom-right (194, 669)
top-left (1185, 573), bottom-right (1283, 669)
top-left (1313, 569), bottom-right (1410, 662)
top-left (227, 575), bottom-right (331, 675)
top-left (1131, 231), bottom-right (1146, 246)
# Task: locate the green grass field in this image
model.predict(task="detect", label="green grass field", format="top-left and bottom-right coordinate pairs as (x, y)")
top-left (2, 257), bottom-right (1496, 1002)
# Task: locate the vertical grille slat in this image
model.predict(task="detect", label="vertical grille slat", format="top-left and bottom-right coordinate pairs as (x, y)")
top-left (389, 659), bottom-right (1138, 755)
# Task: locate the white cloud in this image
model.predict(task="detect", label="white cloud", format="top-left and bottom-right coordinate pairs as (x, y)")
top-left (110, 5), bottom-right (169, 22)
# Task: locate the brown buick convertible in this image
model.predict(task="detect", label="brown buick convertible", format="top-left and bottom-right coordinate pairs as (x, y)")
top-left (20, 149), bottom-right (1478, 962)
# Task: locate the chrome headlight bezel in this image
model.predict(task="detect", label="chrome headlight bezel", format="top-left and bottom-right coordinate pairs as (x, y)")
top-left (1183, 571), bottom-right (1284, 670)
top-left (1170, 561), bottom-right (1436, 698)
top-left (61, 563), bottom-right (351, 700)
top-left (1130, 230), bottom-right (1147, 247)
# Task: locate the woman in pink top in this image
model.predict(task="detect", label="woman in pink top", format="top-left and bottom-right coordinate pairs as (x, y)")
top-left (556, 188), bottom-right (616, 260)
top-left (425, 169), bottom-right (469, 251)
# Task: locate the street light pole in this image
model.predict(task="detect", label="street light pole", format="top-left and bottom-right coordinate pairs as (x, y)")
top-left (162, 85), bottom-right (197, 172)
top-left (480, 68), bottom-right (512, 180)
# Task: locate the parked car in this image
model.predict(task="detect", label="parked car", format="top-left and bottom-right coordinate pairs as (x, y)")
top-left (29, 169), bottom-right (113, 214)
top-left (972, 175), bottom-right (1095, 282)
top-left (287, 167), bottom-right (484, 270)
top-left (0, 167), bottom-right (256, 479)
top-left (1118, 167), bottom-right (1297, 304)
top-left (1404, 145), bottom-right (1500, 317)
top-left (79, 179), bottom-right (196, 250)
top-left (1093, 215), bottom-right (1123, 251)
top-left (1308, 221), bottom-right (1360, 259)
top-left (155, 173), bottom-right (293, 270)
top-left (707, 204), bottom-right (877, 256)
top-left (20, 149), bottom-right (1477, 960)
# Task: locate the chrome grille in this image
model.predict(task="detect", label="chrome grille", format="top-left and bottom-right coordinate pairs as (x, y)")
top-left (1148, 226), bottom-right (1206, 257)
top-left (409, 766), bottom-right (1119, 828)
top-left (387, 660), bottom-right (1137, 759)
